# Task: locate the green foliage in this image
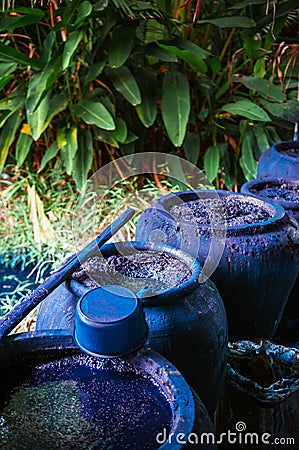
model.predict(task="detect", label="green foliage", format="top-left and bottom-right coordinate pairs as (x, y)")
top-left (0, 0), bottom-right (298, 189)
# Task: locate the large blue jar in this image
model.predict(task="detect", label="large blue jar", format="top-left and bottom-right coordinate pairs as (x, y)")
top-left (0, 291), bottom-right (217, 450)
top-left (257, 140), bottom-right (299, 179)
top-left (135, 190), bottom-right (299, 341)
top-left (241, 178), bottom-right (299, 323)
top-left (37, 241), bottom-right (228, 416)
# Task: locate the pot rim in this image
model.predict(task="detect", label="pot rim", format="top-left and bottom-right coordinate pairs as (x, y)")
top-left (150, 189), bottom-right (286, 233)
top-left (71, 241), bottom-right (202, 306)
top-left (270, 140), bottom-right (299, 163)
top-left (241, 178), bottom-right (299, 211)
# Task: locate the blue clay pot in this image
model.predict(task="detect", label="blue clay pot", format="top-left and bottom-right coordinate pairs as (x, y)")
top-left (37, 241), bottom-right (228, 416)
top-left (241, 178), bottom-right (299, 323)
top-left (0, 331), bottom-right (217, 449)
top-left (135, 190), bottom-right (299, 341)
top-left (257, 141), bottom-right (299, 179)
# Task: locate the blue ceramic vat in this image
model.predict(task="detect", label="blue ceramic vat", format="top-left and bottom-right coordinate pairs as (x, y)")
top-left (135, 190), bottom-right (299, 341)
top-left (37, 241), bottom-right (228, 416)
top-left (241, 178), bottom-right (299, 325)
top-left (0, 291), bottom-right (218, 450)
top-left (257, 140), bottom-right (299, 179)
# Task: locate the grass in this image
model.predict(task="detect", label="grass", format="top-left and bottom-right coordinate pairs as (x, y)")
top-left (0, 167), bottom-right (181, 327)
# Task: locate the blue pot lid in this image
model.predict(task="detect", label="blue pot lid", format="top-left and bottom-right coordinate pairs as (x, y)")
top-left (74, 286), bottom-right (148, 358)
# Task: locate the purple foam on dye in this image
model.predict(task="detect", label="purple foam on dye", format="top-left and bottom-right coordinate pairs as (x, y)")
top-left (0, 354), bottom-right (172, 450)
top-left (250, 181), bottom-right (299, 203)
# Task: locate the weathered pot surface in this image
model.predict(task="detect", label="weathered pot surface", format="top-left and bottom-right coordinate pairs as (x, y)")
top-left (37, 241), bottom-right (228, 416)
top-left (135, 190), bottom-right (299, 341)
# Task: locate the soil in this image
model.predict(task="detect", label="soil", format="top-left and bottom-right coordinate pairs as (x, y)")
top-left (73, 251), bottom-right (192, 294)
top-left (251, 182), bottom-right (299, 203)
top-left (169, 195), bottom-right (274, 227)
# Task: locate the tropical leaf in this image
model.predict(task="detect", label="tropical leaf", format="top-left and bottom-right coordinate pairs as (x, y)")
top-left (204, 146), bottom-right (220, 182)
top-left (72, 130), bottom-right (93, 191)
top-left (0, 7), bottom-right (44, 31)
top-left (15, 130), bottom-right (33, 166)
top-left (196, 16), bottom-right (256, 28)
top-left (162, 71), bottom-right (190, 147)
top-left (39, 141), bottom-right (60, 172)
top-left (259, 99), bottom-right (299, 123)
top-left (108, 24), bottom-right (136, 68)
top-left (135, 69), bottom-right (158, 127)
top-left (74, 1), bottom-right (93, 26)
top-left (27, 90), bottom-right (51, 141)
top-left (222, 100), bottom-right (270, 121)
top-left (183, 132), bottom-right (200, 165)
top-left (106, 66), bottom-right (141, 106)
top-left (62, 30), bottom-right (84, 70)
top-left (158, 43), bottom-right (207, 73)
top-left (110, 117), bottom-right (127, 143)
top-left (72, 99), bottom-right (115, 130)
top-left (0, 44), bottom-right (43, 70)
top-left (0, 112), bottom-right (21, 173)
top-left (237, 76), bottom-right (285, 102)
top-left (58, 126), bottom-right (78, 175)
top-left (240, 130), bottom-right (257, 181)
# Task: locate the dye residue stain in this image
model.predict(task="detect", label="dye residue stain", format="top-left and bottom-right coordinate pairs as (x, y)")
top-left (0, 357), bottom-right (172, 449)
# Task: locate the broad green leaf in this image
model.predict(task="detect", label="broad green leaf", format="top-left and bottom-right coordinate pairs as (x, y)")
top-left (0, 8), bottom-right (44, 30)
top-left (72, 130), bottom-right (93, 191)
top-left (123, 131), bottom-right (138, 144)
top-left (26, 55), bottom-right (62, 113)
top-left (144, 44), bottom-right (178, 62)
top-left (0, 93), bottom-right (25, 127)
top-left (230, 0), bottom-right (266, 9)
top-left (256, 0), bottom-right (298, 28)
top-left (94, 0), bottom-right (108, 11)
top-left (27, 90), bottom-right (51, 141)
top-left (0, 74), bottom-right (14, 91)
top-left (158, 43), bottom-right (207, 73)
top-left (183, 132), bottom-right (200, 165)
top-left (106, 66), bottom-right (141, 106)
top-left (170, 37), bottom-right (210, 60)
top-left (237, 76), bottom-right (285, 102)
top-left (58, 126), bottom-right (78, 175)
top-left (72, 99), bottom-right (115, 130)
top-left (196, 16), bottom-right (256, 28)
top-left (43, 94), bottom-right (68, 131)
top-left (135, 69), bottom-right (158, 127)
top-left (204, 146), bottom-right (220, 182)
top-left (41, 32), bottom-right (55, 64)
top-left (0, 62), bottom-right (16, 78)
top-left (0, 112), bottom-right (21, 173)
top-left (253, 58), bottom-right (266, 78)
top-left (253, 123), bottom-right (270, 154)
top-left (74, 1), bottom-right (93, 26)
top-left (63, 30), bottom-right (84, 70)
top-left (240, 131), bottom-right (257, 181)
top-left (83, 61), bottom-right (106, 87)
top-left (108, 25), bottom-right (136, 68)
top-left (242, 36), bottom-right (261, 60)
top-left (61, 0), bottom-right (82, 26)
top-left (15, 131), bottom-right (33, 166)
top-left (110, 118), bottom-right (127, 143)
top-left (162, 71), bottom-right (190, 147)
top-left (144, 19), bottom-right (167, 44)
top-left (222, 100), bottom-right (270, 121)
top-left (259, 99), bottom-right (299, 123)
top-left (95, 128), bottom-right (119, 147)
top-left (39, 141), bottom-right (60, 172)
top-left (0, 44), bottom-right (43, 70)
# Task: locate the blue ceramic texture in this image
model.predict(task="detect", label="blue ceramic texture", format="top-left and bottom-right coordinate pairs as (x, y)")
top-left (0, 331), bottom-right (217, 450)
top-left (241, 178), bottom-right (299, 322)
top-left (36, 241), bottom-right (228, 417)
top-left (135, 190), bottom-right (299, 342)
top-left (257, 141), bottom-right (299, 179)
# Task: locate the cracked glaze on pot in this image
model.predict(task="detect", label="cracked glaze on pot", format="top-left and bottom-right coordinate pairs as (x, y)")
top-left (135, 190), bottom-right (299, 341)
top-left (37, 241), bottom-right (228, 416)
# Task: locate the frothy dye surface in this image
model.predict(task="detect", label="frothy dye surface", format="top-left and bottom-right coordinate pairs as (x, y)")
top-left (0, 355), bottom-right (172, 449)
